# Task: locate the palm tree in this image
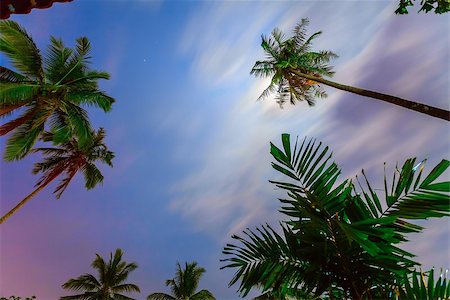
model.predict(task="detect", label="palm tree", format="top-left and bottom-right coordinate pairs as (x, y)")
top-left (147, 262), bottom-right (216, 300)
top-left (251, 19), bottom-right (450, 121)
top-left (61, 248), bottom-right (140, 300)
top-left (0, 20), bottom-right (115, 160)
top-left (221, 133), bottom-right (450, 299)
top-left (0, 128), bottom-right (113, 224)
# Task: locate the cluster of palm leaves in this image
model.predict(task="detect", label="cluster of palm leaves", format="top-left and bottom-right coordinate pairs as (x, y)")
top-left (0, 20), bottom-right (115, 223)
top-left (222, 133), bottom-right (449, 299)
top-left (60, 250), bottom-right (215, 300)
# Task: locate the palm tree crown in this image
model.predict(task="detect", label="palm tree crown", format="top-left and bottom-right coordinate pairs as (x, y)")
top-left (251, 18), bottom-right (335, 107)
top-left (61, 248), bottom-right (140, 300)
top-left (0, 20), bottom-right (115, 160)
top-left (0, 128), bottom-right (113, 224)
top-left (147, 261), bottom-right (216, 300)
top-left (251, 18), bottom-right (450, 121)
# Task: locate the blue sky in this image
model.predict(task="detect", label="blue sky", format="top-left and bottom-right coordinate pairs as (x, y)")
top-left (1, 1), bottom-right (449, 299)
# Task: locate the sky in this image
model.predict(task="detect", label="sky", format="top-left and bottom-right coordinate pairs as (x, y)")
top-left (0, 0), bottom-right (449, 299)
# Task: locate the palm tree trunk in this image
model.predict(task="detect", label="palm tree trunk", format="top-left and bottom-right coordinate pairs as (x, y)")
top-left (0, 181), bottom-right (50, 224)
top-left (289, 70), bottom-right (450, 122)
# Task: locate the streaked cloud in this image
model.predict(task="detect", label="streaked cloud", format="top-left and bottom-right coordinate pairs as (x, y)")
top-left (171, 1), bottom-right (450, 267)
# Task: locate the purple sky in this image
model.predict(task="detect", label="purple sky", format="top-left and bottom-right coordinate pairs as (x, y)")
top-left (1, 1), bottom-right (449, 299)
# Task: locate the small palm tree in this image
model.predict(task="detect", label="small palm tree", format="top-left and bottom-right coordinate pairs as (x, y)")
top-left (0, 128), bottom-right (113, 224)
top-left (0, 20), bottom-right (115, 160)
top-left (61, 248), bottom-right (140, 300)
top-left (222, 133), bottom-right (449, 299)
top-left (251, 19), bottom-right (450, 121)
top-left (147, 262), bottom-right (216, 300)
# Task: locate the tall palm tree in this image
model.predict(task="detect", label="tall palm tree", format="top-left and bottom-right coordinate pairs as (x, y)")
top-left (251, 19), bottom-right (450, 121)
top-left (0, 20), bottom-right (115, 160)
top-left (0, 128), bottom-right (113, 224)
top-left (222, 134), bottom-right (449, 299)
top-left (147, 262), bottom-right (216, 300)
top-left (61, 248), bottom-right (140, 300)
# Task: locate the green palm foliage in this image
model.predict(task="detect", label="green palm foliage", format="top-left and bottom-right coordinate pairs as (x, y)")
top-left (251, 19), bottom-right (450, 121)
top-left (0, 128), bottom-right (114, 224)
top-left (397, 269), bottom-right (450, 299)
top-left (0, 20), bottom-right (115, 160)
top-left (147, 262), bottom-right (216, 300)
top-left (222, 133), bottom-right (450, 299)
top-left (395, 0), bottom-right (450, 14)
top-left (61, 248), bottom-right (140, 300)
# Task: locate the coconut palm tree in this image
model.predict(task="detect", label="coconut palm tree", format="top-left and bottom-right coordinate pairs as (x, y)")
top-left (222, 134), bottom-right (450, 299)
top-left (61, 248), bottom-right (140, 300)
top-left (147, 262), bottom-right (216, 300)
top-left (0, 128), bottom-right (113, 224)
top-left (0, 20), bottom-right (115, 161)
top-left (251, 19), bottom-right (450, 121)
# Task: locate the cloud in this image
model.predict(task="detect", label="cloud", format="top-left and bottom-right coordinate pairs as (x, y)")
top-left (170, 1), bottom-right (450, 271)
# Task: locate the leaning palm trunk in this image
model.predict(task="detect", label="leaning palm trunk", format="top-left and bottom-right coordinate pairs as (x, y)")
top-left (0, 179), bottom-right (54, 224)
top-left (289, 69), bottom-right (450, 121)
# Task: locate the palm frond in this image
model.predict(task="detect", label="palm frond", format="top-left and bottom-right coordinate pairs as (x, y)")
top-left (3, 120), bottom-right (43, 160)
top-left (0, 107), bottom-right (34, 135)
top-left (190, 289), bottom-right (216, 300)
top-left (112, 283), bottom-right (141, 293)
top-left (68, 90), bottom-right (115, 112)
top-left (0, 20), bottom-right (44, 81)
top-left (222, 224), bottom-right (306, 297)
top-left (146, 293), bottom-right (175, 300)
top-left (0, 66), bottom-right (29, 83)
top-left (292, 18), bottom-right (309, 48)
top-left (44, 36), bottom-right (73, 84)
top-left (0, 82), bottom-right (38, 104)
top-left (356, 158), bottom-right (450, 233)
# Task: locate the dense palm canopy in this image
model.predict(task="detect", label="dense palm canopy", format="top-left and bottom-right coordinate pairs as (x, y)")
top-left (61, 248), bottom-right (140, 300)
top-left (0, 20), bottom-right (115, 161)
top-left (0, 128), bottom-right (114, 224)
top-left (222, 134), bottom-right (450, 299)
top-left (147, 262), bottom-right (216, 300)
top-left (251, 19), bottom-right (450, 121)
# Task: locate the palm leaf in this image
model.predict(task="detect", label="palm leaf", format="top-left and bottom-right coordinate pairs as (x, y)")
top-left (0, 20), bottom-right (44, 81)
top-left (146, 293), bottom-right (175, 300)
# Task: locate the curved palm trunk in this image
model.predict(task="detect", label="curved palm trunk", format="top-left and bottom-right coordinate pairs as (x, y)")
top-left (290, 70), bottom-right (450, 122)
top-left (0, 179), bottom-right (54, 224)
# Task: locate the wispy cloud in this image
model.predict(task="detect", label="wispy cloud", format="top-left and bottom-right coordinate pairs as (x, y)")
top-left (170, 1), bottom-right (450, 269)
